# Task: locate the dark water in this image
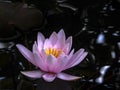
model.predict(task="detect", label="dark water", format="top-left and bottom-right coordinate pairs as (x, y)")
top-left (0, 0), bottom-right (120, 90)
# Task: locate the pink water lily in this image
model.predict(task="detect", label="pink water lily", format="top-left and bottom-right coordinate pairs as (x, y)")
top-left (16, 29), bottom-right (88, 82)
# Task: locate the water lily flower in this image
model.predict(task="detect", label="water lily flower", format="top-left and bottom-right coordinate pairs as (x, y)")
top-left (16, 29), bottom-right (88, 82)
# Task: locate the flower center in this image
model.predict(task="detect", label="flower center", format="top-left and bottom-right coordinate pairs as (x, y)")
top-left (45, 48), bottom-right (62, 58)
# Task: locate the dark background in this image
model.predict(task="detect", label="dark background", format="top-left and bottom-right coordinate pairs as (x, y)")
top-left (0, 0), bottom-right (120, 90)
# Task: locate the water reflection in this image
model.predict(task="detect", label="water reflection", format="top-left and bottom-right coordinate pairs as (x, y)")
top-left (95, 65), bottom-right (110, 84)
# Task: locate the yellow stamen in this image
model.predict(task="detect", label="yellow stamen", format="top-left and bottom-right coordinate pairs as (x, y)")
top-left (45, 48), bottom-right (62, 58)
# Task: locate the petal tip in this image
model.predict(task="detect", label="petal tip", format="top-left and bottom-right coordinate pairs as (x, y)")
top-left (42, 74), bottom-right (56, 82)
top-left (57, 73), bottom-right (81, 81)
top-left (16, 44), bottom-right (22, 48)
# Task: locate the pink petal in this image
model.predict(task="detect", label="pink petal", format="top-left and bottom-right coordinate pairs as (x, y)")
top-left (68, 49), bottom-right (74, 60)
top-left (58, 29), bottom-right (66, 41)
top-left (32, 42), bottom-right (38, 54)
top-left (32, 42), bottom-right (46, 60)
top-left (33, 43), bottom-right (47, 64)
top-left (64, 49), bottom-right (85, 70)
top-left (40, 49), bottom-right (48, 60)
top-left (43, 39), bottom-right (52, 49)
top-left (16, 44), bottom-right (36, 66)
top-left (49, 32), bottom-right (58, 46)
top-left (54, 29), bottom-right (66, 49)
top-left (21, 70), bottom-right (44, 78)
top-left (57, 72), bottom-right (81, 81)
top-left (56, 56), bottom-right (69, 72)
top-left (63, 43), bottom-right (69, 54)
top-left (60, 49), bottom-right (74, 71)
top-left (37, 32), bottom-right (45, 51)
top-left (66, 36), bottom-right (72, 44)
top-left (46, 55), bottom-right (58, 72)
top-left (61, 49), bottom-right (75, 70)
top-left (34, 54), bottom-right (48, 72)
top-left (54, 38), bottom-right (65, 49)
top-left (46, 55), bottom-right (68, 73)
top-left (65, 36), bottom-right (72, 54)
top-left (42, 73), bottom-right (56, 82)
top-left (70, 52), bottom-right (88, 67)
top-left (63, 43), bottom-right (70, 54)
